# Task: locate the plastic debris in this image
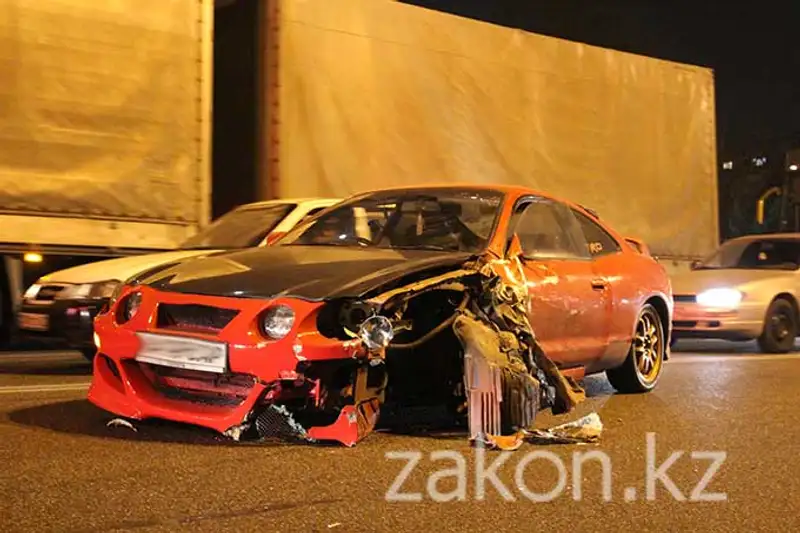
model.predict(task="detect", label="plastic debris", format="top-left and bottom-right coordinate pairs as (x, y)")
top-left (523, 412), bottom-right (603, 445)
top-left (255, 404), bottom-right (313, 442)
top-left (475, 432), bottom-right (525, 451)
top-left (107, 418), bottom-right (137, 432)
top-left (223, 423), bottom-right (250, 442)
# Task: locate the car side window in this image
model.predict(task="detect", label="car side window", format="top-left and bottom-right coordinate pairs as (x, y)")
top-left (511, 198), bottom-right (590, 259)
top-left (572, 209), bottom-right (622, 257)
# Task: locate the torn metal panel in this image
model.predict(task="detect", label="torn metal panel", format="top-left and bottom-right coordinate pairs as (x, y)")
top-left (366, 267), bottom-right (479, 307)
top-left (455, 312), bottom-right (539, 441)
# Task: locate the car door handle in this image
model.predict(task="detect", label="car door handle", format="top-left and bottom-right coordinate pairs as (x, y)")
top-left (591, 278), bottom-right (608, 290)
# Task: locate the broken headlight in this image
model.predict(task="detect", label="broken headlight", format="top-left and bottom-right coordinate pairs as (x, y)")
top-left (261, 305), bottom-right (295, 339)
top-left (359, 315), bottom-right (394, 352)
top-left (116, 290), bottom-right (142, 323)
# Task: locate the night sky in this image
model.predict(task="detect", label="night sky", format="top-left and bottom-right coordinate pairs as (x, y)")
top-left (402, 0), bottom-right (800, 158)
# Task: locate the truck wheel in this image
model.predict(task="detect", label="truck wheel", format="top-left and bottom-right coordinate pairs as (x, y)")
top-left (757, 298), bottom-right (797, 353)
top-left (607, 304), bottom-right (665, 394)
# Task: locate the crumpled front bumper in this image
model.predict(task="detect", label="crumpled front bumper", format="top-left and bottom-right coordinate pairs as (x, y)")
top-left (88, 289), bottom-right (373, 445)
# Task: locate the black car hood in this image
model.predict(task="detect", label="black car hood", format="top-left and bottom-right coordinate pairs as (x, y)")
top-left (133, 245), bottom-right (475, 301)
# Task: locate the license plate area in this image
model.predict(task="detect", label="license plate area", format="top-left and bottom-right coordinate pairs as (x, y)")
top-left (18, 312), bottom-right (49, 331)
top-left (135, 332), bottom-right (228, 374)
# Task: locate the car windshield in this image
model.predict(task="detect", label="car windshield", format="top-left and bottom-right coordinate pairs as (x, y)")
top-left (277, 188), bottom-right (505, 253)
top-left (697, 238), bottom-right (800, 270)
top-left (179, 203), bottom-right (296, 250)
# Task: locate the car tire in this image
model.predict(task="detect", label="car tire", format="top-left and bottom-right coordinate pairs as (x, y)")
top-left (606, 304), bottom-right (665, 394)
top-left (80, 348), bottom-right (96, 363)
top-left (757, 298), bottom-right (797, 354)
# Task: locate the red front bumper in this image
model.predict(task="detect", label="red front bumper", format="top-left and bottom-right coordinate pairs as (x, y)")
top-left (88, 286), bottom-right (364, 440)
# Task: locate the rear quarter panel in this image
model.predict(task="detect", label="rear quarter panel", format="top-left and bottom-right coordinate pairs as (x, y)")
top-left (587, 245), bottom-right (672, 373)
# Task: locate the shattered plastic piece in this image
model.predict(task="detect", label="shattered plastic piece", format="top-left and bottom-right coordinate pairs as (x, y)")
top-left (476, 431), bottom-right (525, 451)
top-left (106, 418), bottom-right (137, 432)
top-left (254, 404), bottom-right (314, 442)
top-left (223, 423), bottom-right (250, 441)
top-left (524, 412), bottom-right (603, 445)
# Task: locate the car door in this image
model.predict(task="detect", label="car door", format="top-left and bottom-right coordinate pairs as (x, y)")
top-left (510, 197), bottom-right (608, 366)
top-left (570, 208), bottom-right (627, 362)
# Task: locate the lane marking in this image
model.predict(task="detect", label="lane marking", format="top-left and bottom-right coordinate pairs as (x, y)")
top-left (670, 353), bottom-right (799, 363)
top-left (0, 382), bottom-right (90, 394)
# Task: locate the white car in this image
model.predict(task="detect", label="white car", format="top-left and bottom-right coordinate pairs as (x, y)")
top-left (17, 198), bottom-right (340, 358)
top-left (671, 233), bottom-right (800, 352)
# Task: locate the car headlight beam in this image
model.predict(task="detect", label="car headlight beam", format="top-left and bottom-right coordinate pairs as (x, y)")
top-left (696, 288), bottom-right (743, 308)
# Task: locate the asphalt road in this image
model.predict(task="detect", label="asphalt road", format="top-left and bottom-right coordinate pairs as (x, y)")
top-left (1, 342), bottom-right (798, 533)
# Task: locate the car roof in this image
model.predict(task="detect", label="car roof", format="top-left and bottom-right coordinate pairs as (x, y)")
top-left (346, 182), bottom-right (585, 205)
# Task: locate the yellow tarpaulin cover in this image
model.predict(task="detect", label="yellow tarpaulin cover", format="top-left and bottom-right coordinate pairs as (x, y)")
top-left (276, 0), bottom-right (718, 259)
top-left (0, 0), bottom-right (206, 225)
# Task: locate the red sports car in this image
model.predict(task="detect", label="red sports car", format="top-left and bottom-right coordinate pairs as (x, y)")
top-left (89, 185), bottom-right (672, 446)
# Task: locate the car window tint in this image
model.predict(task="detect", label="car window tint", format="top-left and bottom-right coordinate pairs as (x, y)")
top-left (572, 209), bottom-right (622, 257)
top-left (513, 198), bottom-right (590, 259)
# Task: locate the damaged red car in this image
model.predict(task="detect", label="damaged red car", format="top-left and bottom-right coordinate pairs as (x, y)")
top-left (88, 185), bottom-right (672, 446)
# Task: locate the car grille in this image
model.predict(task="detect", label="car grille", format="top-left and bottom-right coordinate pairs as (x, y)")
top-left (673, 294), bottom-right (696, 303)
top-left (156, 303), bottom-right (239, 333)
top-left (136, 362), bottom-right (256, 407)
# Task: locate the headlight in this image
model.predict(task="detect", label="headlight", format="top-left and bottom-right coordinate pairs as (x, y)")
top-left (359, 315), bottom-right (394, 352)
top-left (261, 305), bottom-right (295, 339)
top-left (57, 280), bottom-right (121, 300)
top-left (58, 284), bottom-right (93, 300)
top-left (119, 291), bottom-right (142, 322)
top-left (696, 288), bottom-right (743, 308)
top-left (93, 280), bottom-right (121, 299)
top-left (23, 283), bottom-right (41, 300)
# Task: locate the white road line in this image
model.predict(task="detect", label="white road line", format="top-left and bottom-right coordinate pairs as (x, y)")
top-left (670, 353), bottom-right (799, 363)
top-left (0, 382), bottom-right (91, 394)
